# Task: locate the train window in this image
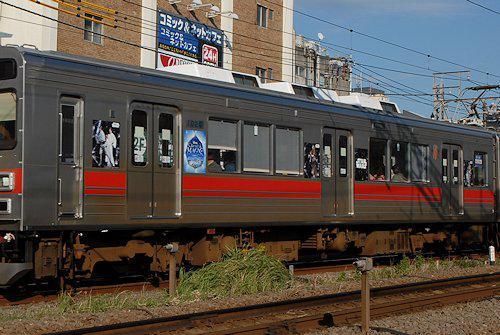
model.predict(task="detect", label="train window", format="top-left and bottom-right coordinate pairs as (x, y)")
top-left (243, 123), bottom-right (270, 173)
top-left (0, 92), bottom-right (16, 150)
top-left (304, 143), bottom-right (320, 178)
top-left (60, 105), bottom-right (75, 164)
top-left (465, 152), bottom-right (487, 187)
top-left (92, 120), bottom-right (120, 168)
top-left (473, 152), bottom-right (487, 186)
top-left (369, 138), bottom-right (387, 181)
top-left (452, 150), bottom-right (459, 184)
top-left (390, 141), bottom-right (409, 182)
top-left (158, 113), bottom-right (174, 168)
top-left (208, 119), bottom-right (238, 173)
top-left (322, 133), bottom-right (333, 178)
top-left (442, 148), bottom-right (448, 183)
top-left (132, 110), bottom-right (148, 167)
top-left (0, 60), bottom-right (17, 80)
top-left (338, 135), bottom-right (348, 177)
top-left (276, 127), bottom-right (301, 175)
top-left (410, 144), bottom-right (428, 182)
top-left (355, 148), bottom-right (368, 181)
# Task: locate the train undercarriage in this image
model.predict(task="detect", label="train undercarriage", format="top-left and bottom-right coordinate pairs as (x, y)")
top-left (0, 222), bottom-right (496, 288)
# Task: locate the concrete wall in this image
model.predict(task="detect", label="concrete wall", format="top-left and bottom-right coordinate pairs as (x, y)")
top-left (0, 0), bottom-right (58, 50)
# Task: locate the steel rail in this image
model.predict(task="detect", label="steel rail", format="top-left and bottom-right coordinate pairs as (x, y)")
top-left (46, 272), bottom-right (500, 335)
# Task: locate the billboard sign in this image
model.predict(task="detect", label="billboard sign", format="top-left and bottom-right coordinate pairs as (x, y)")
top-left (157, 10), bottom-right (224, 70)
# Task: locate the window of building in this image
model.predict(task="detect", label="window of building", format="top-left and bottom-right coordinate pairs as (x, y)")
top-left (256, 67), bottom-right (267, 83)
top-left (158, 113), bottom-right (174, 168)
top-left (410, 144), bottom-right (428, 182)
top-left (269, 9), bottom-right (274, 20)
top-left (319, 74), bottom-right (326, 88)
top-left (369, 138), bottom-right (387, 181)
top-left (132, 110), bottom-right (147, 166)
top-left (355, 148), bottom-right (368, 181)
top-left (84, 14), bottom-right (103, 45)
top-left (390, 141), bottom-right (409, 182)
top-left (276, 127), bottom-right (301, 175)
top-left (233, 73), bottom-right (259, 87)
top-left (339, 135), bottom-right (348, 177)
top-left (295, 65), bottom-right (305, 78)
top-left (442, 148), bottom-right (448, 183)
top-left (243, 123), bottom-right (270, 173)
top-left (0, 92), bottom-right (16, 150)
top-left (257, 4), bottom-right (268, 28)
top-left (208, 119), bottom-right (238, 173)
top-left (322, 133), bottom-right (332, 178)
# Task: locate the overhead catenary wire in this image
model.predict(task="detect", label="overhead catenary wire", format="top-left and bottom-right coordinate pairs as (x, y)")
top-left (464, 0), bottom-right (500, 15)
top-left (7, 0), bottom-right (472, 111)
top-left (73, 0), bottom-right (496, 90)
top-left (263, 0), bottom-right (500, 79)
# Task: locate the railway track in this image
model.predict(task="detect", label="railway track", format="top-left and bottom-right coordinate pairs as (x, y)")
top-left (46, 272), bottom-right (500, 335)
top-left (0, 252), bottom-right (492, 307)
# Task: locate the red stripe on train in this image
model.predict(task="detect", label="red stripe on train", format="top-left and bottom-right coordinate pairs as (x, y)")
top-left (464, 189), bottom-right (495, 204)
top-left (354, 183), bottom-right (442, 202)
top-left (84, 171), bottom-right (127, 196)
top-left (183, 175), bottom-right (321, 199)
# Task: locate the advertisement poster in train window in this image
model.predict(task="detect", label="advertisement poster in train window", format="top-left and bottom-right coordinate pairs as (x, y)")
top-left (92, 120), bottom-right (120, 168)
top-left (156, 10), bottom-right (224, 70)
top-left (184, 130), bottom-right (206, 174)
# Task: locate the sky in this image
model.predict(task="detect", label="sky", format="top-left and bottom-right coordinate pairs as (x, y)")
top-left (294, 0), bottom-right (500, 118)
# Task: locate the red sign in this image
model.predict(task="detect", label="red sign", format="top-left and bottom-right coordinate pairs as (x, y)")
top-left (159, 53), bottom-right (192, 68)
top-left (202, 44), bottom-right (219, 66)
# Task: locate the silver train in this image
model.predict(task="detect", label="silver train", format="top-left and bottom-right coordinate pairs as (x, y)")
top-left (0, 46), bottom-right (497, 287)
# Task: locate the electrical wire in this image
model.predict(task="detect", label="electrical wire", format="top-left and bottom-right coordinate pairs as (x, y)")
top-left (465, 0), bottom-right (500, 15)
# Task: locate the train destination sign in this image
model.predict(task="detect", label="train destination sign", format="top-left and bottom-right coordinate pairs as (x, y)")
top-left (157, 10), bottom-right (224, 70)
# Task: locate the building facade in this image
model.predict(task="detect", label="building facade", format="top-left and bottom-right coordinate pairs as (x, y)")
top-left (293, 35), bottom-right (351, 95)
top-left (0, 0), bottom-right (294, 82)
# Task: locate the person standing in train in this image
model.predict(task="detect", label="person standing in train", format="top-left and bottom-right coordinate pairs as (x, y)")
top-left (103, 127), bottom-right (117, 167)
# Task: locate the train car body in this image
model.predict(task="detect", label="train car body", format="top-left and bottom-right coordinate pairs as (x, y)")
top-left (0, 47), bottom-right (497, 286)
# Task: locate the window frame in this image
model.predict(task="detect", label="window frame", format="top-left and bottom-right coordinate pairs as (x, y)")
top-left (84, 13), bottom-right (104, 45)
top-left (0, 90), bottom-right (17, 150)
top-left (207, 118), bottom-right (240, 174)
top-left (256, 67), bottom-right (267, 83)
top-left (274, 126), bottom-right (302, 176)
top-left (390, 140), bottom-right (410, 183)
top-left (131, 110), bottom-right (148, 167)
top-left (472, 151), bottom-right (488, 187)
top-left (410, 143), bottom-right (429, 183)
top-left (242, 122), bottom-right (272, 174)
top-left (369, 138), bottom-right (389, 182)
top-left (257, 4), bottom-right (268, 28)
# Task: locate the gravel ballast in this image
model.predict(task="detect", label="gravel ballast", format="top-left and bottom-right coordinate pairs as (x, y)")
top-left (308, 297), bottom-right (500, 335)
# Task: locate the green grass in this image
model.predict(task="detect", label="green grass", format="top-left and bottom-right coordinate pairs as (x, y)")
top-left (176, 248), bottom-right (291, 301)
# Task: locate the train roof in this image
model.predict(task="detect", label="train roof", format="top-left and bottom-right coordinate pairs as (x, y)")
top-left (8, 46), bottom-right (495, 139)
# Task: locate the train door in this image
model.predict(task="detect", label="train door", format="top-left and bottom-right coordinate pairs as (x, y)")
top-left (152, 106), bottom-right (178, 217)
top-left (442, 144), bottom-right (463, 216)
top-left (57, 98), bottom-right (84, 219)
top-left (321, 129), bottom-right (335, 216)
top-left (335, 130), bottom-right (353, 215)
top-left (321, 128), bottom-right (353, 216)
top-left (128, 103), bottom-right (179, 218)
